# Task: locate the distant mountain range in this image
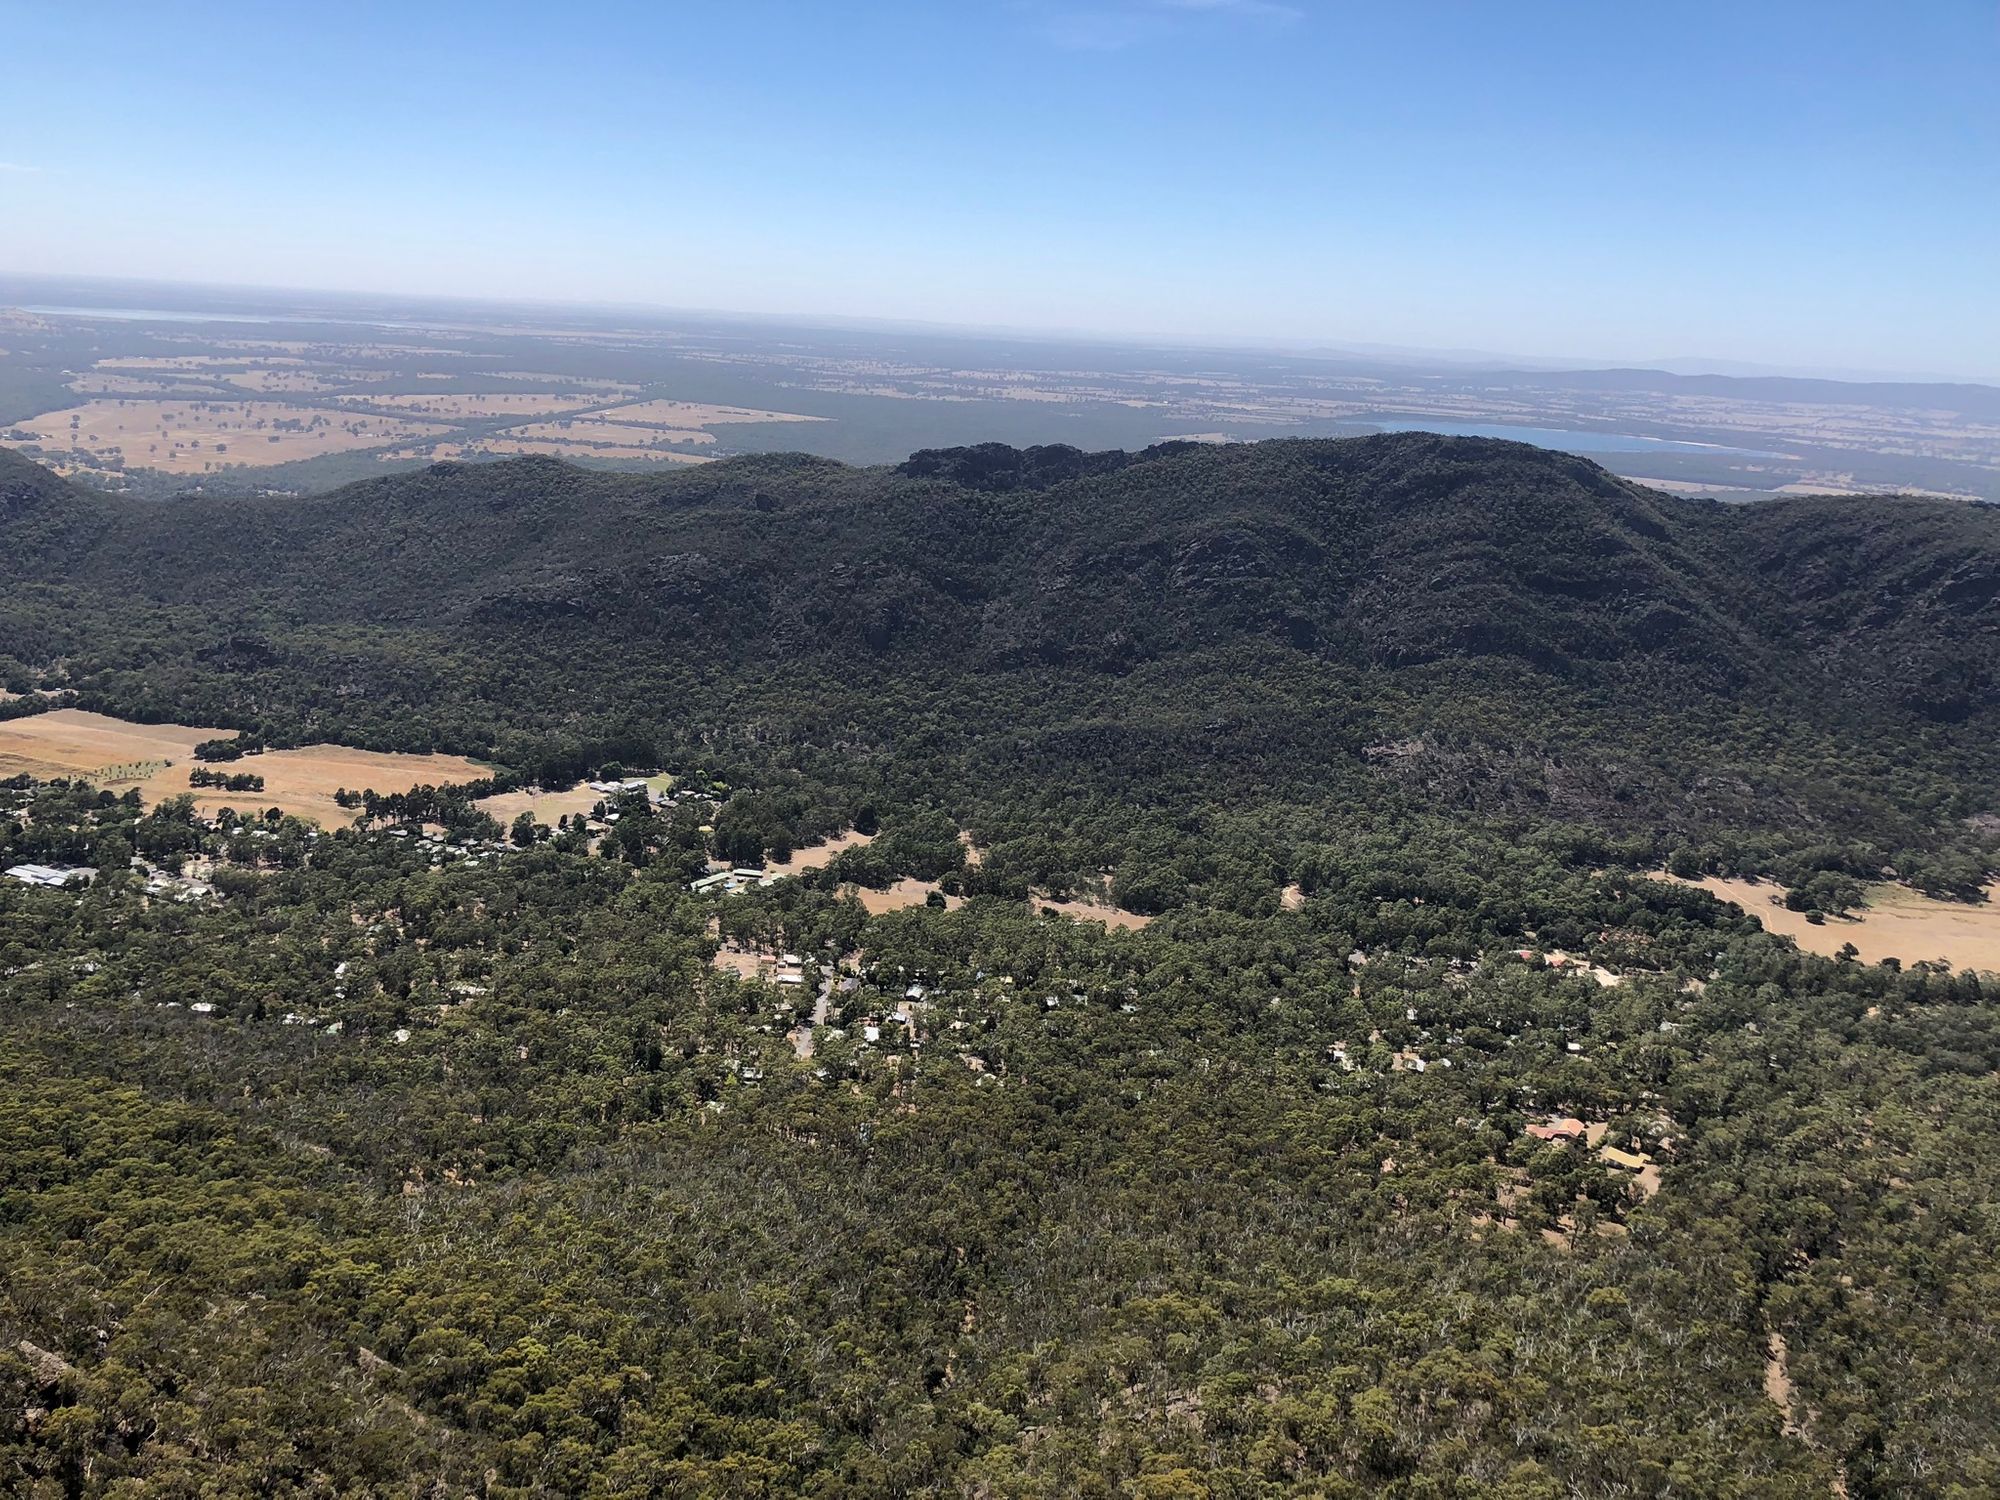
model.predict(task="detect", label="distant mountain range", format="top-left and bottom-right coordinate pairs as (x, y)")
top-left (3, 433), bottom-right (1996, 884)
top-left (5, 433), bottom-right (1995, 711)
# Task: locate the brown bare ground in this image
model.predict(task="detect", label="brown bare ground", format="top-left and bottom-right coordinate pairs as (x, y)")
top-left (500, 419), bottom-right (717, 446)
top-left (383, 440), bottom-right (712, 466)
top-left (590, 399), bottom-right (825, 428)
top-left (1035, 896), bottom-right (1153, 930)
top-left (0, 710), bottom-right (221, 781)
top-left (852, 879), bottom-right (963, 915)
top-left (340, 392), bottom-right (610, 419)
top-left (475, 785), bottom-right (606, 828)
top-left (66, 374), bottom-right (214, 396)
top-left (775, 829), bottom-right (877, 874)
top-left (1651, 871), bottom-right (2000, 973)
top-left (0, 709), bottom-right (487, 825)
top-left (217, 370), bottom-right (359, 393)
top-left (11, 399), bottom-right (449, 475)
top-left (131, 743), bottom-right (491, 825)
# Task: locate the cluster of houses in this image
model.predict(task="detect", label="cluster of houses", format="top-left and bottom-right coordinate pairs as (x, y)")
top-left (382, 826), bottom-right (515, 865)
top-left (586, 777), bottom-right (656, 798)
top-left (690, 864), bottom-right (782, 896)
top-left (4, 863), bottom-right (97, 889)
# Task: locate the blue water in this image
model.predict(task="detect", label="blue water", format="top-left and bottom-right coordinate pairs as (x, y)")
top-left (1362, 418), bottom-right (1788, 460)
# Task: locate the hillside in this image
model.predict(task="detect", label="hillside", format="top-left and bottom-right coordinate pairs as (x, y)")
top-left (8, 434), bottom-right (1998, 679)
top-left (2, 435), bottom-right (1996, 888)
top-left (6, 435), bottom-right (2000, 1496)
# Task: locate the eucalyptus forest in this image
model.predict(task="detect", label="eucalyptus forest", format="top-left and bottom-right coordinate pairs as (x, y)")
top-left (2, 433), bottom-right (1997, 1498)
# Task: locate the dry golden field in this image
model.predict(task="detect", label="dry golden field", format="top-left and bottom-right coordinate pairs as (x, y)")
top-left (1653, 872), bottom-right (2000, 973)
top-left (217, 369), bottom-right (360, 393)
top-left (474, 784), bottom-right (608, 827)
top-left (774, 829), bottom-right (878, 874)
top-left (133, 743), bottom-right (492, 825)
top-left (11, 399), bottom-right (450, 474)
top-left (499, 419), bottom-right (717, 446)
top-left (99, 355), bottom-right (311, 371)
top-left (850, 878), bottom-right (964, 914)
top-left (591, 399), bottom-right (824, 428)
top-left (1034, 895), bottom-right (1153, 930)
top-left (382, 439), bottom-right (712, 465)
top-left (66, 374), bottom-right (211, 396)
top-left (338, 392), bottom-right (611, 419)
top-left (0, 710), bottom-right (220, 782)
top-left (0, 710), bottom-right (489, 825)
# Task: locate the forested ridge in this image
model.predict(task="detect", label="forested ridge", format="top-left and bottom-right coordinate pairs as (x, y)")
top-left (2, 436), bottom-right (1999, 1497)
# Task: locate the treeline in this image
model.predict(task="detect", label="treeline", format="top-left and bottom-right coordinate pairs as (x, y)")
top-left (188, 767), bottom-right (264, 792)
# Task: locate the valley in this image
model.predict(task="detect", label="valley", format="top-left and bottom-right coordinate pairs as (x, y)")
top-left (2, 433), bottom-right (1996, 1497)
top-left (5, 282), bottom-right (1997, 500)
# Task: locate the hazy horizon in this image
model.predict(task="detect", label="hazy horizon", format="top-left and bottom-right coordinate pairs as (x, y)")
top-left (3, 1), bottom-right (1995, 381)
top-left (6, 269), bottom-right (1995, 391)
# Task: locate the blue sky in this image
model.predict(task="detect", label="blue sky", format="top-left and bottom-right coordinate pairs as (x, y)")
top-left (0, 0), bottom-right (1994, 377)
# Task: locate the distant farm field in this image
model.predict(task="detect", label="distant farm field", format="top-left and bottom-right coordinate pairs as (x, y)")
top-left (1653, 872), bottom-right (2000, 974)
top-left (337, 392), bottom-right (610, 419)
top-left (386, 439), bottom-right (711, 465)
top-left (0, 710), bottom-right (489, 825)
top-left (0, 710), bottom-right (219, 782)
top-left (500, 419), bottom-right (717, 446)
top-left (134, 743), bottom-right (494, 825)
top-left (592, 399), bottom-right (825, 428)
top-left (475, 784), bottom-right (606, 827)
top-left (8, 398), bottom-right (450, 475)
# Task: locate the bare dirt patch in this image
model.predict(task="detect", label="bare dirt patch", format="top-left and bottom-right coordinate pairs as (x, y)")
top-left (0, 710), bottom-right (488, 825)
top-left (1035, 895), bottom-right (1153, 930)
top-left (339, 392), bottom-right (610, 419)
top-left (500, 419), bottom-right (717, 447)
top-left (67, 373), bottom-right (216, 396)
top-left (217, 369), bottom-right (360, 394)
top-left (0, 710), bottom-right (221, 783)
top-left (475, 784), bottom-right (606, 828)
top-left (383, 439), bottom-right (711, 466)
top-left (852, 878), bottom-right (963, 915)
top-left (132, 743), bottom-right (492, 826)
top-left (10, 399), bottom-right (450, 475)
top-left (775, 829), bottom-right (877, 875)
top-left (1652, 872), bottom-right (2000, 973)
top-left (590, 399), bottom-right (825, 428)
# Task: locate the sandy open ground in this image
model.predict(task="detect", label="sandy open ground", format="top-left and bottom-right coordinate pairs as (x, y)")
top-left (850, 878), bottom-right (964, 915)
top-left (340, 392), bottom-right (611, 419)
top-left (0, 710), bottom-right (221, 782)
top-left (0, 709), bottom-right (488, 825)
top-left (66, 374), bottom-right (215, 396)
top-left (100, 355), bottom-right (309, 370)
top-left (591, 399), bottom-right (825, 428)
top-left (475, 784), bottom-right (607, 828)
top-left (132, 743), bottom-right (492, 825)
top-left (11, 398), bottom-right (449, 475)
top-left (774, 829), bottom-right (877, 875)
top-left (384, 440), bottom-right (712, 466)
top-left (500, 419), bottom-right (717, 446)
top-left (1652, 871), bottom-right (2000, 973)
top-left (218, 369), bottom-right (359, 394)
top-left (1036, 896), bottom-right (1154, 930)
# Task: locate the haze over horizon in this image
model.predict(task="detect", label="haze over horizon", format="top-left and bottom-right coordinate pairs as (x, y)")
top-left (2, 1), bottom-right (1995, 381)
